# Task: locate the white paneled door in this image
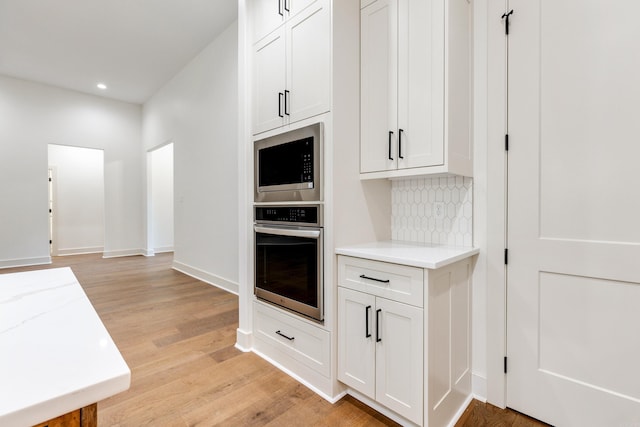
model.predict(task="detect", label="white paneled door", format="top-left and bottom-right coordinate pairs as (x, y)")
top-left (506, 1), bottom-right (640, 426)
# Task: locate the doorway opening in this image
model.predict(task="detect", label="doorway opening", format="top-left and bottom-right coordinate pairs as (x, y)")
top-left (48, 144), bottom-right (105, 256)
top-left (147, 142), bottom-right (174, 254)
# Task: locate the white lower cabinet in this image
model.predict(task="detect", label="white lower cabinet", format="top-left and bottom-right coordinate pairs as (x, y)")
top-left (338, 287), bottom-right (423, 425)
top-left (338, 254), bottom-right (472, 427)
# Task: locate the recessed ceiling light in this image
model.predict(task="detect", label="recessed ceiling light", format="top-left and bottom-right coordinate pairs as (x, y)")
top-left (96, 83), bottom-right (107, 90)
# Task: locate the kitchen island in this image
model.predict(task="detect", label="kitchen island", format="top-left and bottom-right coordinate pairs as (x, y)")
top-left (0, 267), bottom-right (130, 426)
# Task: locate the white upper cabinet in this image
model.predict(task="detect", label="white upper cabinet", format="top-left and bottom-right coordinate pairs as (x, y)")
top-left (360, 0), bottom-right (472, 178)
top-left (252, 0), bottom-right (330, 134)
top-left (251, 0), bottom-right (318, 43)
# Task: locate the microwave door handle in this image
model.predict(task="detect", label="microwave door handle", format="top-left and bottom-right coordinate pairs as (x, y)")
top-left (254, 226), bottom-right (320, 239)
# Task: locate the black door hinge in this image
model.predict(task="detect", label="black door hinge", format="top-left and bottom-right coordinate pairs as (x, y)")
top-left (502, 10), bottom-right (514, 35)
top-left (49, 240), bottom-right (52, 245)
top-left (49, 177), bottom-right (52, 182)
top-left (504, 248), bottom-right (509, 265)
top-left (504, 356), bottom-right (508, 374)
top-left (505, 134), bottom-right (509, 151)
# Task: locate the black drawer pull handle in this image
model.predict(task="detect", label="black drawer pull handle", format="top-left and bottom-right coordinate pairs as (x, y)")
top-left (388, 131), bottom-right (394, 160)
top-left (276, 330), bottom-right (294, 341)
top-left (365, 305), bottom-right (372, 338)
top-left (398, 128), bottom-right (404, 159)
top-left (376, 309), bottom-right (382, 342)
top-left (359, 274), bottom-right (390, 284)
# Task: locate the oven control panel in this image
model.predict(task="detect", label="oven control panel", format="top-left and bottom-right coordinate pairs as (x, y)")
top-left (255, 205), bottom-right (321, 226)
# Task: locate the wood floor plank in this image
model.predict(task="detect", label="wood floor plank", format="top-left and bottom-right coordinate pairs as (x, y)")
top-left (2, 253), bottom-right (547, 426)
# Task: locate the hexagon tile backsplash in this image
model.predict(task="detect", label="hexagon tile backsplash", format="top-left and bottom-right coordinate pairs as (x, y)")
top-left (391, 176), bottom-right (473, 246)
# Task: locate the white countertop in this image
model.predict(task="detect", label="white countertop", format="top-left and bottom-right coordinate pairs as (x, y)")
top-left (0, 267), bottom-right (131, 427)
top-left (335, 241), bottom-right (479, 269)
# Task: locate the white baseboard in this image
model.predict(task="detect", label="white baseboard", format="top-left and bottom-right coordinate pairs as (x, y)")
top-left (102, 248), bottom-right (145, 258)
top-left (472, 372), bottom-right (487, 402)
top-left (447, 394), bottom-right (475, 427)
top-left (0, 256), bottom-right (52, 269)
top-left (346, 389), bottom-right (418, 426)
top-left (235, 328), bottom-right (253, 352)
top-left (172, 260), bottom-right (239, 295)
top-left (252, 348), bottom-right (344, 404)
top-left (57, 246), bottom-right (103, 256)
top-left (153, 246), bottom-right (174, 254)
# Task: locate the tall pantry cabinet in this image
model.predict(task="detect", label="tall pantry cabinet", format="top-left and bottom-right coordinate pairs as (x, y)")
top-left (360, 0), bottom-right (472, 179)
top-left (245, 0), bottom-right (339, 401)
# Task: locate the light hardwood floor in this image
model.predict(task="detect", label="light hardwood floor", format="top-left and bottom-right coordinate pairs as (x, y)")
top-left (4, 254), bottom-right (548, 426)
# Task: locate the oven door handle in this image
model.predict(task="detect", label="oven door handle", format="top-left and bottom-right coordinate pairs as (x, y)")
top-left (254, 225), bottom-right (321, 239)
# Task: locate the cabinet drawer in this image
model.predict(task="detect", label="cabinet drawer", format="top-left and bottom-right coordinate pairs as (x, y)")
top-left (253, 301), bottom-right (330, 377)
top-left (338, 256), bottom-right (424, 307)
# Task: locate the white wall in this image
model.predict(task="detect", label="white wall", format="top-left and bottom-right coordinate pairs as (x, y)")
top-left (149, 143), bottom-right (174, 253)
top-left (142, 22), bottom-right (239, 293)
top-left (0, 75), bottom-right (143, 267)
top-left (48, 144), bottom-right (105, 255)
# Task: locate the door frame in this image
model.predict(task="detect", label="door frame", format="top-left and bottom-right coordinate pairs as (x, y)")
top-left (48, 167), bottom-right (59, 256)
top-left (145, 140), bottom-right (175, 256)
top-left (485, 0), bottom-right (509, 408)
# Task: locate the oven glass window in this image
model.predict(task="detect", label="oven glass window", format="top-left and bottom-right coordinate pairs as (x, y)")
top-left (259, 137), bottom-right (314, 187)
top-left (255, 232), bottom-right (318, 308)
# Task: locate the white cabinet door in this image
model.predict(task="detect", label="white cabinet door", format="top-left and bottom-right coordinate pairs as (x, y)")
top-left (397, 0), bottom-right (443, 169)
top-left (360, 0), bottom-right (397, 173)
top-left (253, 28), bottom-right (287, 134)
top-left (287, 0), bottom-right (330, 124)
top-left (338, 285), bottom-right (423, 425)
top-left (250, 0), bottom-right (286, 42)
top-left (376, 297), bottom-right (423, 425)
top-left (337, 287), bottom-right (376, 400)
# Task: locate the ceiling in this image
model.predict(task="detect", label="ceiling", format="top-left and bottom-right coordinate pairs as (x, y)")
top-left (0, 0), bottom-right (237, 104)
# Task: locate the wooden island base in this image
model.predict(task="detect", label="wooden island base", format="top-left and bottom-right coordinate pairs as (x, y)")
top-left (33, 403), bottom-right (97, 427)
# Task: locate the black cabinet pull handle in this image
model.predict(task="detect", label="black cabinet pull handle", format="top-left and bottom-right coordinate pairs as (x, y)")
top-left (388, 131), bottom-right (394, 160)
top-left (399, 128), bottom-right (404, 159)
top-left (284, 0), bottom-right (290, 12)
top-left (376, 309), bottom-right (382, 342)
top-left (278, 92), bottom-right (284, 118)
top-left (278, 0), bottom-right (283, 16)
top-left (276, 330), bottom-right (294, 341)
top-left (359, 274), bottom-right (390, 284)
top-left (284, 90), bottom-right (290, 115)
top-left (365, 305), bottom-right (372, 338)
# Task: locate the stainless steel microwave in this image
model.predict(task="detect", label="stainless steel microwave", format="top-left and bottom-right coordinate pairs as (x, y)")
top-left (254, 123), bottom-right (323, 203)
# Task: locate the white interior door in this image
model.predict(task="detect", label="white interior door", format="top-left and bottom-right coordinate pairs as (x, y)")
top-left (506, 1), bottom-right (640, 425)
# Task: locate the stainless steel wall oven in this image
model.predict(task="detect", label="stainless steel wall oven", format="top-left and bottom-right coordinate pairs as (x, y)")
top-left (254, 205), bottom-right (323, 321)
